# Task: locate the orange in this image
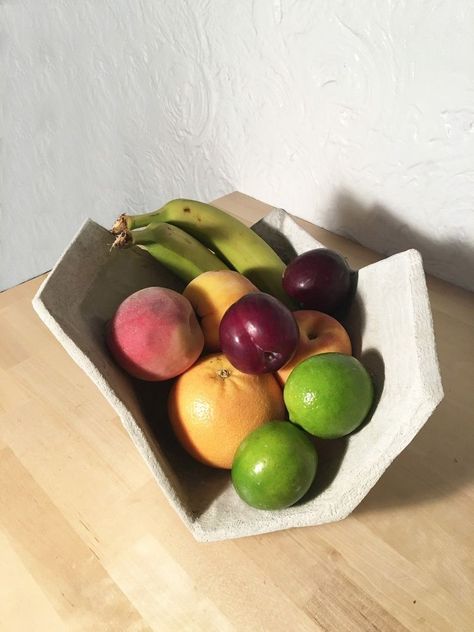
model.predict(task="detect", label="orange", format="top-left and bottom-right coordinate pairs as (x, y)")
top-left (168, 353), bottom-right (286, 469)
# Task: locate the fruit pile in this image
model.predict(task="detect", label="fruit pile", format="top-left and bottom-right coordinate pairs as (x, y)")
top-left (107, 199), bottom-right (374, 510)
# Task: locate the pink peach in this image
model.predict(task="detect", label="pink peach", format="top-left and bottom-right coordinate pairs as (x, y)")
top-left (106, 287), bottom-right (204, 381)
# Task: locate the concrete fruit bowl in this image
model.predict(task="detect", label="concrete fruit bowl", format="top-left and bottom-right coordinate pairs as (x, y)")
top-left (32, 208), bottom-right (443, 542)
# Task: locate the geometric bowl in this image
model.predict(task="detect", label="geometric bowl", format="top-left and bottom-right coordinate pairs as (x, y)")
top-left (32, 208), bottom-right (443, 541)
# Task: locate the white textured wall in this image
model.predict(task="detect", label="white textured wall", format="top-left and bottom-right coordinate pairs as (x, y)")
top-left (3, 1), bottom-right (474, 291)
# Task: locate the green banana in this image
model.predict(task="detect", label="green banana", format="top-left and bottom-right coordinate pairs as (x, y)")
top-left (111, 199), bottom-right (293, 307)
top-left (112, 221), bottom-right (229, 283)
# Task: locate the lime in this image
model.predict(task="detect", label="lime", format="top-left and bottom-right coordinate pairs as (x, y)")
top-left (284, 352), bottom-right (374, 439)
top-left (231, 421), bottom-right (317, 510)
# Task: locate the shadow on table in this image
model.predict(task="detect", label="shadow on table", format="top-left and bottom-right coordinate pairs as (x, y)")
top-left (353, 397), bottom-right (474, 515)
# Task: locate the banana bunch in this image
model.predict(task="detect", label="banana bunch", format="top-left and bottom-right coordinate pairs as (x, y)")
top-left (111, 198), bottom-right (292, 307)
top-left (112, 220), bottom-right (229, 284)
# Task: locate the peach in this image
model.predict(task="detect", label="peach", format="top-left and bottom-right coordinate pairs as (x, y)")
top-left (276, 310), bottom-right (352, 384)
top-left (183, 270), bottom-right (259, 351)
top-left (106, 287), bottom-right (204, 381)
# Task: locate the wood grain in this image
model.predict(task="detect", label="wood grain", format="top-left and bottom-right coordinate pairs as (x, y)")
top-left (0, 192), bottom-right (473, 631)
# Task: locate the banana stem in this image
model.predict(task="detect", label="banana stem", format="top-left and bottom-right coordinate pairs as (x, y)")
top-left (111, 210), bottom-right (163, 234)
top-left (112, 224), bottom-right (167, 249)
top-left (110, 222), bottom-right (230, 284)
top-left (128, 210), bottom-right (163, 230)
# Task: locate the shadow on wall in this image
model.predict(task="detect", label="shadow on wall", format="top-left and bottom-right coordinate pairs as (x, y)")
top-left (327, 190), bottom-right (474, 292)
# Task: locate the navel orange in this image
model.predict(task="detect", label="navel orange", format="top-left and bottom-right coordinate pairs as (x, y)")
top-left (168, 353), bottom-right (286, 469)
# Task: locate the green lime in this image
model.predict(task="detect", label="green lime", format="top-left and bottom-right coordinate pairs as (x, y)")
top-left (231, 421), bottom-right (317, 510)
top-left (284, 352), bottom-right (374, 439)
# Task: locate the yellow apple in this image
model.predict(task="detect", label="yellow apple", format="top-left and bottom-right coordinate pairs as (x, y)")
top-left (183, 270), bottom-right (259, 351)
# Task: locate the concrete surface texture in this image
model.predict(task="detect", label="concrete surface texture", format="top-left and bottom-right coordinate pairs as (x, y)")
top-left (3, 1), bottom-right (474, 290)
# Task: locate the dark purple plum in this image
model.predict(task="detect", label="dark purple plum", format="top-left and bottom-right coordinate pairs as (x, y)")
top-left (282, 248), bottom-right (351, 314)
top-left (219, 293), bottom-right (298, 374)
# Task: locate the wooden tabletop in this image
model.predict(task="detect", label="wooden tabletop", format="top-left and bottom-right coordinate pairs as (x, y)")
top-left (1, 192), bottom-right (473, 631)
